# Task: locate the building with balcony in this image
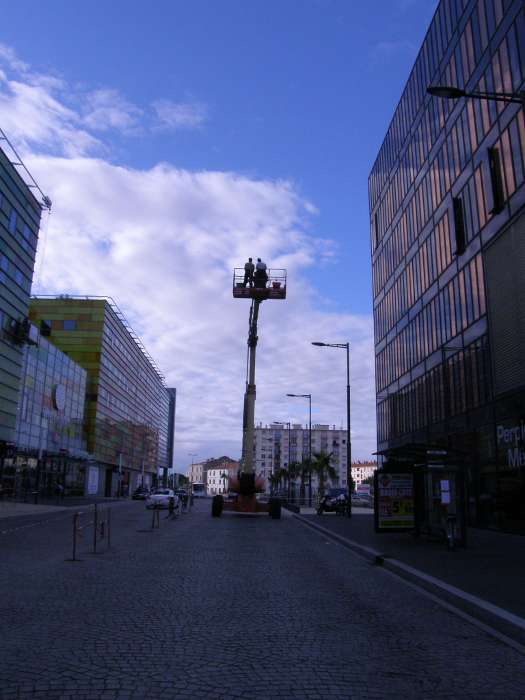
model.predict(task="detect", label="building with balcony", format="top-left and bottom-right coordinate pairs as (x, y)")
top-left (206, 468), bottom-right (229, 496)
top-left (188, 459), bottom-right (204, 485)
top-left (352, 461), bottom-right (377, 487)
top-left (369, 0), bottom-right (525, 531)
top-left (254, 423), bottom-right (348, 494)
top-left (29, 296), bottom-right (170, 496)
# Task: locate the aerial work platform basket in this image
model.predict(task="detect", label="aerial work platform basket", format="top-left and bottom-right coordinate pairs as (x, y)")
top-left (232, 268), bottom-right (287, 300)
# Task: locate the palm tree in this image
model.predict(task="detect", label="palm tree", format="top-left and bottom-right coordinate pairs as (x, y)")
top-left (287, 461), bottom-right (302, 501)
top-left (297, 457), bottom-right (312, 503)
top-left (268, 471), bottom-right (280, 494)
top-left (278, 467), bottom-right (289, 492)
top-left (311, 451), bottom-right (338, 498)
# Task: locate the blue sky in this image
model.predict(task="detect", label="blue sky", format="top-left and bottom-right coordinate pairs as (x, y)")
top-left (0, 0), bottom-right (437, 468)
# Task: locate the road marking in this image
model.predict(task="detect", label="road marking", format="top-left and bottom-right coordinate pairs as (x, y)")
top-left (0, 512), bottom-right (73, 535)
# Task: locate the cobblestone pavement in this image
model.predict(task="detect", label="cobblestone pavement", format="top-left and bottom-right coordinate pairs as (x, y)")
top-left (1, 500), bottom-right (525, 700)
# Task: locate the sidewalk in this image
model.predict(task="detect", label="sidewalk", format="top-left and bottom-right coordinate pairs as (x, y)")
top-left (297, 510), bottom-right (525, 639)
top-left (0, 501), bottom-right (69, 518)
top-left (0, 496), bottom-right (122, 521)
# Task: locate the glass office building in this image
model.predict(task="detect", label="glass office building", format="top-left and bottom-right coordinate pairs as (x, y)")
top-left (369, 0), bottom-right (525, 531)
top-left (0, 324), bottom-right (89, 498)
top-left (29, 297), bottom-right (170, 497)
top-left (0, 142), bottom-right (43, 450)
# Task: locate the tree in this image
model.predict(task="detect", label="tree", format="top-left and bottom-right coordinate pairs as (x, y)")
top-left (268, 471), bottom-right (280, 493)
top-left (220, 471), bottom-right (229, 493)
top-left (287, 461), bottom-right (302, 500)
top-left (278, 467), bottom-right (288, 491)
top-left (298, 458), bottom-right (312, 502)
top-left (311, 451), bottom-right (338, 498)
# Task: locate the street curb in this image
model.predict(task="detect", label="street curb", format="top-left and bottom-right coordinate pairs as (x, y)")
top-left (293, 513), bottom-right (525, 647)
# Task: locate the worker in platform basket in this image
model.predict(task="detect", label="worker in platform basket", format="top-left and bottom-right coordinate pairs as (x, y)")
top-left (253, 257), bottom-right (268, 289)
top-left (243, 257), bottom-right (255, 287)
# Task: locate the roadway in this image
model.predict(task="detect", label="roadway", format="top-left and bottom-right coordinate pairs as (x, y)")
top-left (1, 499), bottom-right (524, 699)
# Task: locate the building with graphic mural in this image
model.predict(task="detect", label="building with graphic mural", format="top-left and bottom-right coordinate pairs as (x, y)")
top-left (0, 322), bottom-right (90, 498)
top-left (29, 296), bottom-right (170, 496)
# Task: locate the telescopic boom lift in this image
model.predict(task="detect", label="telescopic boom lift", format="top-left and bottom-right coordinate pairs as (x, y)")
top-left (210, 266), bottom-right (287, 518)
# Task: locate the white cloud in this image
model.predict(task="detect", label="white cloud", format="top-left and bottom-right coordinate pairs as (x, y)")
top-left (152, 99), bottom-right (207, 130)
top-left (0, 43), bottom-right (29, 73)
top-left (82, 89), bottom-right (143, 133)
top-left (0, 45), bottom-right (377, 470)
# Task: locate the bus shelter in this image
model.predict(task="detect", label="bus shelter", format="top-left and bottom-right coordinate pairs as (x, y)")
top-left (374, 443), bottom-right (467, 547)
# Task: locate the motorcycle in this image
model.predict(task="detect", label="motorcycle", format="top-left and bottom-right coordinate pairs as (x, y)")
top-left (317, 493), bottom-right (350, 516)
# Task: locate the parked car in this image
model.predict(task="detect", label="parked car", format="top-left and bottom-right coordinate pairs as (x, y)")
top-left (145, 489), bottom-right (180, 510)
top-left (351, 494), bottom-right (373, 508)
top-left (132, 486), bottom-right (150, 500)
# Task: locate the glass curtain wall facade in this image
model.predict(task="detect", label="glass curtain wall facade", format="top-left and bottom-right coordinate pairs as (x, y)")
top-left (1, 325), bottom-right (89, 498)
top-left (0, 145), bottom-right (42, 447)
top-left (29, 297), bottom-right (170, 497)
top-left (369, 0), bottom-right (525, 531)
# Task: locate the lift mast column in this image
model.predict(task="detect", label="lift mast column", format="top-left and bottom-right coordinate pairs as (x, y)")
top-left (210, 266), bottom-right (286, 518)
top-left (242, 298), bottom-right (260, 474)
top-left (233, 267), bottom-right (287, 481)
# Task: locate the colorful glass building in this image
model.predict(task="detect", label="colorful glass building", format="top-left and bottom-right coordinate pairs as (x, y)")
top-left (369, 1), bottom-right (525, 531)
top-left (29, 296), bottom-right (171, 496)
top-left (1, 323), bottom-right (89, 499)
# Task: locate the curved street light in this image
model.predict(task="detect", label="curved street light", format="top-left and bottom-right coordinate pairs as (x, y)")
top-left (427, 85), bottom-right (525, 107)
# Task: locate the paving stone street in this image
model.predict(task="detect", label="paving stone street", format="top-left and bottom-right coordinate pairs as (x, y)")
top-left (1, 500), bottom-right (525, 700)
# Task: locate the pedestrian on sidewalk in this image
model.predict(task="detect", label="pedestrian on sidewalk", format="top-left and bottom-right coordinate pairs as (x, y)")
top-left (54, 481), bottom-right (64, 503)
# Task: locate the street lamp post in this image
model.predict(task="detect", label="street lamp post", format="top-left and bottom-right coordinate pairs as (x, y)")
top-left (188, 453), bottom-right (198, 488)
top-left (312, 342), bottom-right (352, 518)
top-left (286, 393), bottom-right (312, 507)
top-left (273, 421), bottom-right (292, 501)
top-left (287, 421), bottom-right (291, 502)
top-left (427, 85), bottom-right (525, 108)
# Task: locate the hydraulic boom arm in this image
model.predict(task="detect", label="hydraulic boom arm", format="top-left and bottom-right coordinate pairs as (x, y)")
top-left (241, 298), bottom-right (261, 474)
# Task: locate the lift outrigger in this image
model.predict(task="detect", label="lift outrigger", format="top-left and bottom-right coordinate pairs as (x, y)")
top-left (211, 266), bottom-right (287, 519)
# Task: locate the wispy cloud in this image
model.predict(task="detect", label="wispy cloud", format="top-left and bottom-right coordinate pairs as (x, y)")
top-left (0, 43), bottom-right (376, 467)
top-left (152, 99), bottom-right (207, 130)
top-left (82, 89), bottom-right (143, 133)
top-left (0, 45), bottom-right (209, 149)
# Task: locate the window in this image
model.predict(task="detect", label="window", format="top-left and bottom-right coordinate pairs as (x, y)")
top-left (488, 147), bottom-right (505, 214)
top-left (9, 209), bottom-right (17, 234)
top-left (453, 197), bottom-right (466, 255)
top-left (63, 320), bottom-right (77, 331)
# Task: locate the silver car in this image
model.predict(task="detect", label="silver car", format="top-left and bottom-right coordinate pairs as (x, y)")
top-left (145, 488), bottom-right (180, 510)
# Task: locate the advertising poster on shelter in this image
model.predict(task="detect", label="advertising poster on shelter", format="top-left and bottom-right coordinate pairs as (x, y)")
top-left (376, 472), bottom-right (414, 531)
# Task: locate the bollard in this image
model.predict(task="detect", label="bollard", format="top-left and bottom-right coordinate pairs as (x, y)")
top-left (72, 512), bottom-right (79, 561)
top-left (151, 506), bottom-right (160, 529)
top-left (107, 508), bottom-right (111, 549)
top-left (93, 504), bottom-right (98, 554)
